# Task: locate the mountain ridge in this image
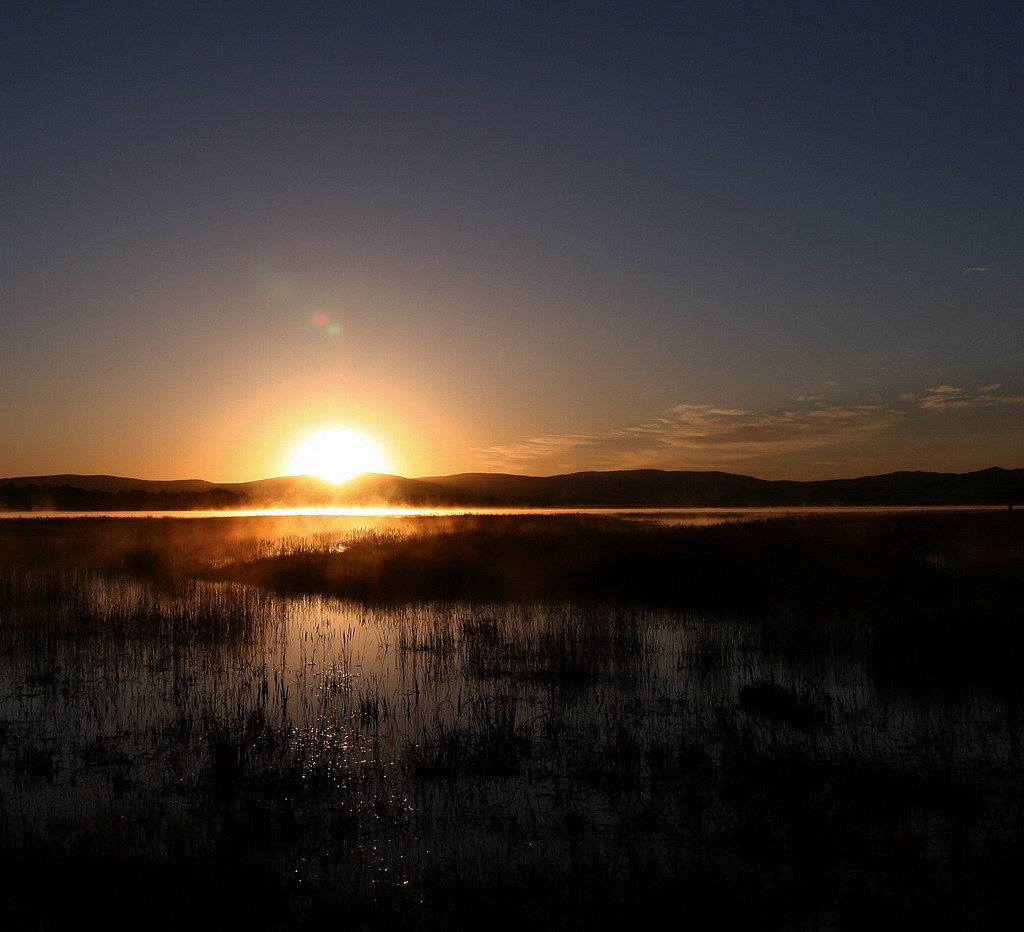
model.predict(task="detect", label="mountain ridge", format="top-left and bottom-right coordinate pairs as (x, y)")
top-left (2, 467), bottom-right (1023, 510)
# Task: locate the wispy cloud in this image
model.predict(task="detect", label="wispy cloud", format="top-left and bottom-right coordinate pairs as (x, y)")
top-left (473, 377), bottom-right (1024, 473)
top-left (919, 385), bottom-right (1024, 410)
top-left (472, 401), bottom-right (905, 471)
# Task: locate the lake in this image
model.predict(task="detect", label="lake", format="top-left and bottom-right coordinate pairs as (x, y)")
top-left (0, 503), bottom-right (1006, 522)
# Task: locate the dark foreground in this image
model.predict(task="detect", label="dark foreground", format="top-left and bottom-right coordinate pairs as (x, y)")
top-left (1, 512), bottom-right (1022, 929)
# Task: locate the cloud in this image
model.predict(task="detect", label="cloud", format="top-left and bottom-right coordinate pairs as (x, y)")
top-left (470, 432), bottom-right (603, 466)
top-left (919, 385), bottom-right (1024, 410)
top-left (472, 401), bottom-right (905, 471)
top-left (473, 375), bottom-right (1024, 473)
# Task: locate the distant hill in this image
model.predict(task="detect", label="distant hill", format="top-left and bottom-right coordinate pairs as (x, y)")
top-left (2, 467), bottom-right (1023, 510)
top-left (0, 474), bottom-right (218, 493)
top-left (412, 467), bottom-right (1024, 507)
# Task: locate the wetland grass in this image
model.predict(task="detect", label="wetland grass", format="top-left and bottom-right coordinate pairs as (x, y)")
top-left (1, 512), bottom-right (1022, 928)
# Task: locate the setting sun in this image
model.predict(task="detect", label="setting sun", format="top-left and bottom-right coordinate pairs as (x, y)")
top-left (287, 428), bottom-right (389, 484)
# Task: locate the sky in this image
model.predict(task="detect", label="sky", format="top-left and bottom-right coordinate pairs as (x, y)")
top-left (3, 0), bottom-right (1023, 482)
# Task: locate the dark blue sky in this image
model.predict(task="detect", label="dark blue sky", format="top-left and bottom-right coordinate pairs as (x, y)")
top-left (4, 1), bottom-right (1022, 480)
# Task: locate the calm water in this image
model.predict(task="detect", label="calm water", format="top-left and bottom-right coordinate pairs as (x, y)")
top-left (0, 504), bottom-right (1004, 523)
top-left (2, 564), bottom-right (998, 855)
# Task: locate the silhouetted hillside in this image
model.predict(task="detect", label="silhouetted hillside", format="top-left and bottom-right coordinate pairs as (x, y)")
top-left (0, 483), bottom-right (243, 511)
top-left (0, 474), bottom-right (217, 493)
top-left (392, 467), bottom-right (1024, 507)
top-left (419, 470), bottom-right (774, 505)
top-left (3, 466), bottom-right (1022, 510)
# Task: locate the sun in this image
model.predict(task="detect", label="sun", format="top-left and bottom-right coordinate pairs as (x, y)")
top-left (287, 428), bottom-right (389, 484)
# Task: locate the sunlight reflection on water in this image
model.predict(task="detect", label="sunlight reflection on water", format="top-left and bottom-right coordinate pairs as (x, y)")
top-left (0, 505), bottom-right (1004, 524)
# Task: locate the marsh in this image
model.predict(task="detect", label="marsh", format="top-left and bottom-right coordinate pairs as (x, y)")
top-left (0, 511), bottom-right (1021, 929)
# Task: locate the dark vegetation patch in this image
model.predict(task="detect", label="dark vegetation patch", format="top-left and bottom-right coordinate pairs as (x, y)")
top-left (207, 511), bottom-right (1024, 611)
top-left (0, 482), bottom-right (244, 511)
top-left (739, 679), bottom-right (821, 731)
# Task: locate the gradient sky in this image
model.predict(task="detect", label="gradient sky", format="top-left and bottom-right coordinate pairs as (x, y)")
top-left (3, 1), bottom-right (1023, 482)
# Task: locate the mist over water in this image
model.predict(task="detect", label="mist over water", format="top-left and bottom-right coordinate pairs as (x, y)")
top-left (0, 504), bottom-right (1005, 522)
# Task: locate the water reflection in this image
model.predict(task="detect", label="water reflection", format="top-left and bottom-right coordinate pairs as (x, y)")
top-left (0, 504), bottom-right (1006, 523)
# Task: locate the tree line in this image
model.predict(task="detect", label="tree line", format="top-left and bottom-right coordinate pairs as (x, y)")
top-left (0, 484), bottom-right (245, 511)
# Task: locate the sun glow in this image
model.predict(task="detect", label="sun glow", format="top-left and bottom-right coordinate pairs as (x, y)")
top-left (287, 428), bottom-right (389, 484)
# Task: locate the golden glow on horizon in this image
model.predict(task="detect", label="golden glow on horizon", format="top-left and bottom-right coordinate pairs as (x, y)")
top-left (287, 428), bottom-right (389, 484)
